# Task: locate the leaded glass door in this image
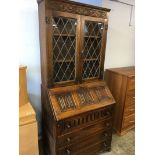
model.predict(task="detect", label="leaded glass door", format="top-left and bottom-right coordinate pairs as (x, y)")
top-left (80, 16), bottom-right (106, 81)
top-left (51, 12), bottom-right (80, 85)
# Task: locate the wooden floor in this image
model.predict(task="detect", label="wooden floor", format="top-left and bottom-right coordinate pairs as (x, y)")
top-left (39, 129), bottom-right (135, 155)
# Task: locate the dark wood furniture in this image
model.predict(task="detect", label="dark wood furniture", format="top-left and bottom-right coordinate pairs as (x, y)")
top-left (37, 0), bottom-right (115, 154)
top-left (105, 66), bottom-right (135, 135)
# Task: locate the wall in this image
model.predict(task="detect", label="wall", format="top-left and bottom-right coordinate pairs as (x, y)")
top-left (103, 0), bottom-right (135, 69)
top-left (19, 0), bottom-right (41, 137)
top-left (72, 0), bottom-right (103, 6)
top-left (19, 0), bottom-right (134, 137)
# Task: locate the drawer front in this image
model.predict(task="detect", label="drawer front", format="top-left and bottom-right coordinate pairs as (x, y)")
top-left (57, 134), bottom-right (111, 155)
top-left (127, 77), bottom-right (135, 91)
top-left (124, 104), bottom-right (135, 117)
top-left (122, 114), bottom-right (135, 130)
top-left (126, 89), bottom-right (135, 97)
top-left (57, 106), bottom-right (113, 135)
top-left (57, 119), bottom-right (112, 148)
top-left (125, 92), bottom-right (135, 107)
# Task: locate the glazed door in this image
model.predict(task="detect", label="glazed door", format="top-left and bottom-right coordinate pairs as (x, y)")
top-left (49, 11), bottom-right (80, 86)
top-left (80, 16), bottom-right (107, 82)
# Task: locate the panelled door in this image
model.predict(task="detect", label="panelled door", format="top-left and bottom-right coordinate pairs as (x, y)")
top-left (79, 16), bottom-right (106, 82)
top-left (50, 11), bottom-right (80, 86)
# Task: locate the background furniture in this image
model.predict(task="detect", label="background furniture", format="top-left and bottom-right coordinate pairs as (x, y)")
top-left (37, 0), bottom-right (115, 154)
top-left (19, 66), bottom-right (39, 155)
top-left (105, 66), bottom-right (135, 135)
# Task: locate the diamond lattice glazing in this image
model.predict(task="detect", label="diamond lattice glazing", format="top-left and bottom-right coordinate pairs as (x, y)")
top-left (52, 16), bottom-right (77, 83)
top-left (82, 21), bottom-right (104, 79)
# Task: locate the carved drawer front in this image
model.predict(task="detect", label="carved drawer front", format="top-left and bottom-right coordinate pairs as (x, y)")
top-left (57, 132), bottom-right (112, 155)
top-left (127, 77), bottom-right (135, 91)
top-left (122, 114), bottom-right (135, 130)
top-left (57, 119), bottom-right (112, 148)
top-left (57, 106), bottom-right (113, 135)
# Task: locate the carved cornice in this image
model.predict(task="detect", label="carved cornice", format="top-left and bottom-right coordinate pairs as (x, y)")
top-left (48, 1), bottom-right (108, 18)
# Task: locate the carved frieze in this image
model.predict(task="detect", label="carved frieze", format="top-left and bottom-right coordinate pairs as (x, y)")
top-left (48, 1), bottom-right (107, 18)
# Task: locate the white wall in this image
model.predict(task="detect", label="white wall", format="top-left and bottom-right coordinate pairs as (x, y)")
top-left (72, 0), bottom-right (103, 6)
top-left (103, 0), bottom-right (135, 69)
top-left (19, 0), bottom-right (41, 136)
top-left (19, 0), bottom-right (134, 137)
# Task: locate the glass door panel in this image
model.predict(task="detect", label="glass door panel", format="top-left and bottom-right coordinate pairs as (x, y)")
top-left (82, 20), bottom-right (104, 80)
top-left (52, 16), bottom-right (77, 83)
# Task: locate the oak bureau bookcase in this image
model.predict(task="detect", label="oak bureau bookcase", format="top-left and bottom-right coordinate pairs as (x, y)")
top-left (37, 0), bottom-right (115, 154)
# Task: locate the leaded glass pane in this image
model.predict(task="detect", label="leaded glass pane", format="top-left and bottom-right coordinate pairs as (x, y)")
top-left (52, 16), bottom-right (77, 83)
top-left (82, 21), bottom-right (104, 80)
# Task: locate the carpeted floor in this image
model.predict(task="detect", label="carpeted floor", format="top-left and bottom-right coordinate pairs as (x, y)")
top-left (39, 129), bottom-right (135, 155)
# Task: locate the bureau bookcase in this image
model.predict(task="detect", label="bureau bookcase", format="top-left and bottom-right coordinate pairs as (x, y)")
top-left (37, 0), bottom-right (115, 154)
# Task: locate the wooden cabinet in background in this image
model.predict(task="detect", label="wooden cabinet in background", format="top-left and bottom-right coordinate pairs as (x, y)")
top-left (105, 66), bottom-right (135, 135)
top-left (37, 0), bottom-right (115, 154)
top-left (19, 66), bottom-right (39, 155)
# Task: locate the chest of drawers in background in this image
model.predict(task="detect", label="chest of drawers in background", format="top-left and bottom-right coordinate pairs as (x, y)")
top-left (105, 66), bottom-right (135, 135)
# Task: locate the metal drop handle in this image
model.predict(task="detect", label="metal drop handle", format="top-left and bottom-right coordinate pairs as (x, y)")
top-left (66, 149), bottom-right (71, 154)
top-left (103, 132), bottom-right (108, 137)
top-left (103, 142), bottom-right (107, 147)
top-left (66, 137), bottom-right (71, 142)
top-left (66, 124), bottom-right (71, 129)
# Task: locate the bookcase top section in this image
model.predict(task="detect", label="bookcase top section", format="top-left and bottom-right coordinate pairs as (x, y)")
top-left (48, 81), bottom-right (115, 121)
top-left (37, 0), bottom-right (111, 12)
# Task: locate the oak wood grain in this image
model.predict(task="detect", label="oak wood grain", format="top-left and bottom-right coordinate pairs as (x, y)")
top-left (105, 66), bottom-right (135, 135)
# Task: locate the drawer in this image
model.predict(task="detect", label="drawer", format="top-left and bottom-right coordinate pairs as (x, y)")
top-left (126, 89), bottom-right (135, 97)
top-left (125, 93), bottom-right (135, 107)
top-left (57, 106), bottom-right (113, 135)
top-left (127, 77), bottom-right (135, 91)
top-left (57, 119), bottom-right (112, 148)
top-left (58, 133), bottom-right (111, 155)
top-left (124, 104), bottom-right (135, 117)
top-left (122, 114), bottom-right (135, 130)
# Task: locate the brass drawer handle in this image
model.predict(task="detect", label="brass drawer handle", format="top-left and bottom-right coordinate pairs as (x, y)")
top-left (106, 122), bottom-right (111, 127)
top-left (106, 111), bottom-right (111, 116)
top-left (130, 121), bottom-right (134, 123)
top-left (132, 97), bottom-right (135, 99)
top-left (103, 142), bottom-right (107, 147)
top-left (66, 149), bottom-right (71, 154)
top-left (103, 132), bottom-right (108, 137)
top-left (66, 137), bottom-right (71, 142)
top-left (66, 124), bottom-right (71, 129)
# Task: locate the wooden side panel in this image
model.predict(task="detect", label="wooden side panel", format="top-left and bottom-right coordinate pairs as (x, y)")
top-left (19, 122), bottom-right (39, 155)
top-left (105, 67), bottom-right (135, 135)
top-left (41, 85), bottom-right (57, 155)
top-left (38, 1), bottom-right (48, 87)
top-left (105, 71), bottom-right (129, 133)
top-left (19, 66), bottom-right (29, 106)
